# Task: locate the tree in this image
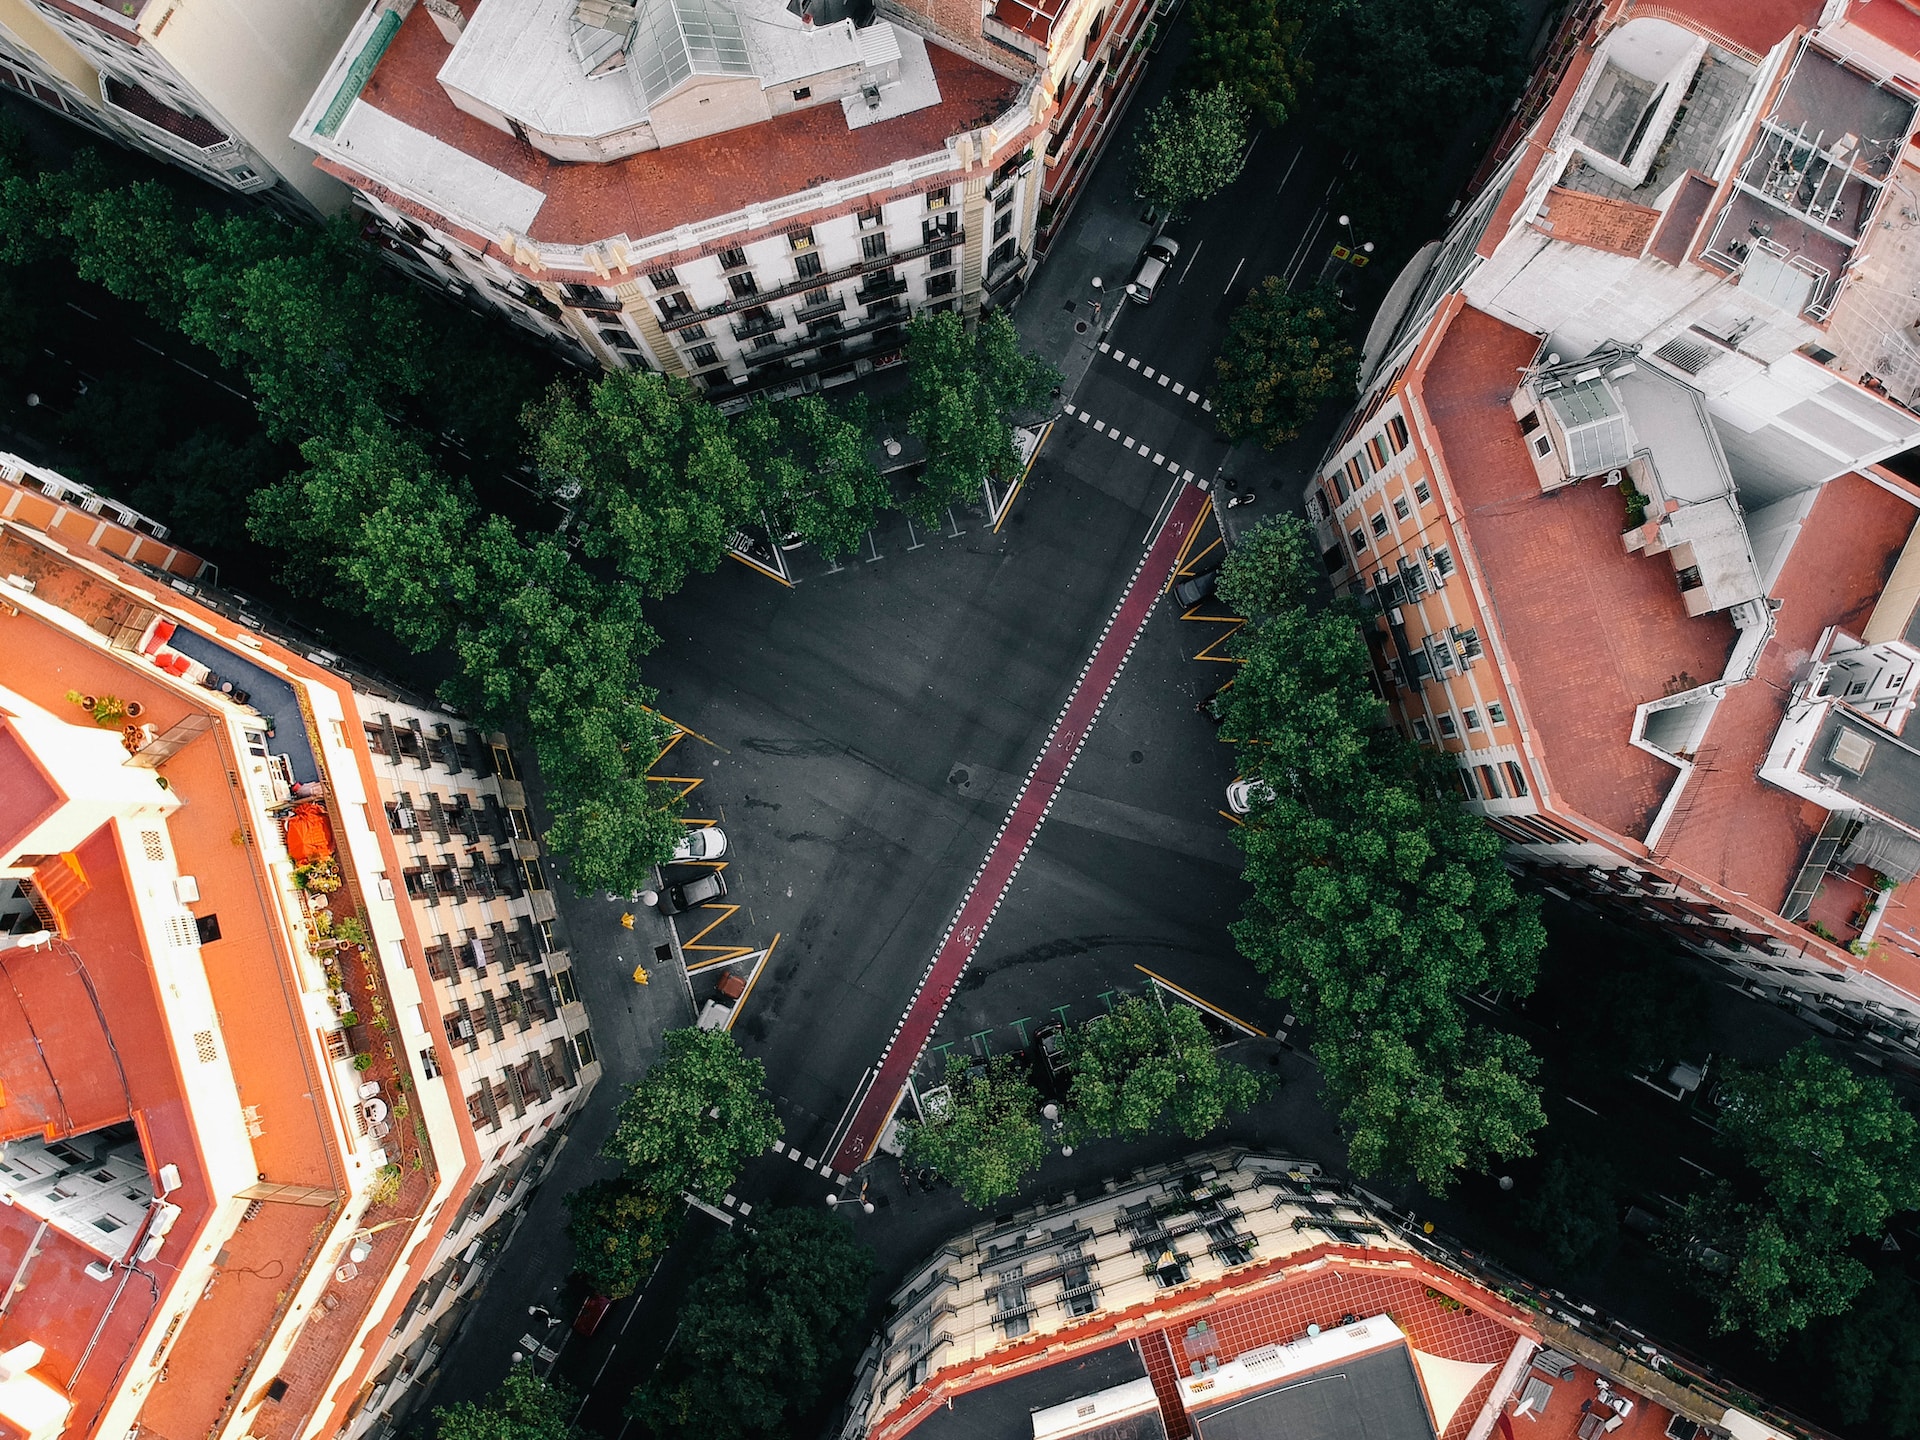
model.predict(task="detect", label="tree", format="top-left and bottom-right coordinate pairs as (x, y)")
top-left (1216, 517), bottom-right (1546, 1192)
top-left (1803, 1270), bottom-right (1920, 1438)
top-left (1132, 85), bottom-right (1250, 221)
top-left (603, 1028), bottom-right (783, 1202)
top-left (1211, 278), bottom-right (1356, 447)
top-left (1308, 0), bottom-right (1522, 226)
top-left (1065, 996), bottom-right (1264, 1141)
top-left (1671, 1043), bottom-right (1920, 1347)
top-left (901, 310), bottom-right (1058, 522)
top-left (631, 1206), bottom-right (874, 1440)
top-left (901, 1055), bottom-right (1047, 1207)
top-left (526, 370), bottom-right (758, 598)
top-left (432, 1368), bottom-right (578, 1440)
top-left (564, 1177), bottom-right (680, 1299)
top-left (1183, 0), bottom-right (1315, 130)
top-left (1514, 1142), bottom-right (1621, 1267)
top-left (248, 422), bottom-right (478, 650)
top-left (734, 393), bottom-right (889, 558)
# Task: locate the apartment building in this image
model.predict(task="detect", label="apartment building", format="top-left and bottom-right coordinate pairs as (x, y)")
top-left (0, 450), bottom-right (600, 1440)
top-left (0, 0), bottom-right (363, 212)
top-left (1310, 0), bottom-right (1920, 1056)
top-left (841, 1149), bottom-right (1809, 1440)
top-left (288, 0), bottom-right (1049, 392)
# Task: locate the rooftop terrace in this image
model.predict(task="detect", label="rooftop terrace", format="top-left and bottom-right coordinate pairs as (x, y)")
top-left (330, 0), bottom-right (1020, 249)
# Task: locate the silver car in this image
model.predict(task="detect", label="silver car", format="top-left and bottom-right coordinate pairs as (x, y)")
top-left (1126, 236), bottom-right (1181, 304)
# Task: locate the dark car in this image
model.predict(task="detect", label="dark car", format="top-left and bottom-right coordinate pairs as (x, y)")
top-left (1173, 567), bottom-right (1218, 608)
top-left (574, 1294), bottom-right (613, 1337)
top-left (665, 869), bottom-right (729, 914)
top-left (1126, 236), bottom-right (1181, 304)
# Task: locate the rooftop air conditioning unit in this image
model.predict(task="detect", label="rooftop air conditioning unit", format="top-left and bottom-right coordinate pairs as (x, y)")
top-left (863, 84), bottom-right (882, 111)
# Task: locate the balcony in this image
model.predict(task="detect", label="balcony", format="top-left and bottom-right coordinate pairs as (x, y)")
top-left (659, 232), bottom-right (963, 333)
top-left (731, 309), bottom-right (786, 341)
top-left (855, 274), bottom-right (908, 305)
top-left (795, 294), bottom-right (847, 322)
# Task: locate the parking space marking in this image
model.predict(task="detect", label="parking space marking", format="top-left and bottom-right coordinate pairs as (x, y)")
top-left (827, 483), bottom-right (1214, 1175)
top-left (678, 903), bottom-right (757, 966)
top-left (1134, 964), bottom-right (1267, 1037)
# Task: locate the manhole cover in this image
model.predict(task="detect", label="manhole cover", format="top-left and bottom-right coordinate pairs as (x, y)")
top-left (1130, 750), bottom-right (1145, 764)
top-left (1074, 321), bottom-right (1089, 333)
top-left (947, 765), bottom-right (971, 790)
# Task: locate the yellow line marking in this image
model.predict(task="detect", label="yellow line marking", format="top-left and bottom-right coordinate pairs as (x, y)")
top-left (1134, 964), bottom-right (1267, 1037)
top-left (993, 421), bottom-right (1053, 534)
top-left (1192, 622), bottom-right (1246, 663)
top-left (653, 775), bottom-right (706, 802)
top-left (726, 548), bottom-right (794, 587)
top-left (1175, 535), bottom-right (1223, 577)
top-left (1218, 809), bottom-right (1244, 826)
top-left (686, 952), bottom-right (750, 974)
top-left (680, 902), bottom-right (756, 965)
top-left (644, 708), bottom-right (728, 751)
top-left (725, 933), bottom-right (779, 1032)
top-left (678, 817), bottom-right (717, 828)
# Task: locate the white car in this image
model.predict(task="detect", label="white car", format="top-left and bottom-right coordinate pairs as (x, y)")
top-left (1226, 779), bottom-right (1275, 816)
top-left (671, 826), bottom-right (729, 861)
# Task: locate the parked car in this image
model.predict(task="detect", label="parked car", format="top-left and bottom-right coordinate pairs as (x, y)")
top-left (1173, 567), bottom-right (1218, 608)
top-left (672, 826), bottom-right (729, 861)
top-left (1126, 236), bottom-right (1181, 304)
top-left (1226, 778), bottom-right (1276, 815)
top-left (665, 870), bottom-right (728, 914)
top-left (573, 1294), bottom-right (613, 1337)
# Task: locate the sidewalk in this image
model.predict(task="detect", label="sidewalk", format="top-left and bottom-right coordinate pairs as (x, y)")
top-left (1013, 22), bottom-right (1195, 402)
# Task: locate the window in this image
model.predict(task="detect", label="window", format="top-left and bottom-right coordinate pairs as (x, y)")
top-left (1504, 761), bottom-right (1530, 797)
top-left (1350, 529), bottom-right (1367, 553)
top-left (795, 251), bottom-right (822, 280)
top-left (751, 333), bottom-right (780, 351)
top-left (929, 248), bottom-right (953, 270)
top-left (1479, 765), bottom-right (1504, 799)
top-left (792, 85), bottom-right (811, 100)
top-left (1430, 546), bottom-right (1455, 578)
top-left (927, 271), bottom-right (956, 297)
top-left (1463, 708), bottom-right (1482, 731)
top-left (728, 271), bottom-right (758, 298)
top-left (1387, 414), bottom-right (1410, 450)
top-left (1393, 496), bottom-right (1411, 520)
top-left (717, 247), bottom-right (748, 270)
top-left (991, 238), bottom-right (1018, 271)
top-left (554, 968), bottom-right (578, 1005)
top-left (689, 343), bottom-right (719, 367)
top-left (680, 321), bottom-right (707, 340)
top-left (993, 210), bottom-right (1014, 240)
top-left (1531, 432), bottom-right (1553, 459)
top-left (857, 205), bottom-right (882, 228)
top-left (1437, 714), bottom-right (1458, 738)
top-left (598, 327), bottom-right (639, 351)
top-left (647, 268), bottom-right (680, 289)
top-left (1453, 626), bottom-right (1483, 661)
top-left (574, 1030), bottom-right (596, 1067)
top-left (1411, 718), bottom-right (1432, 742)
top-left (229, 167), bottom-right (257, 184)
top-left (195, 913), bottom-right (221, 945)
top-left (926, 185), bottom-right (950, 210)
top-left (861, 231), bottom-right (888, 260)
top-left (1459, 767), bottom-right (1479, 800)
top-left (1414, 479), bottom-right (1432, 505)
top-left (1369, 512), bottom-right (1388, 537)
top-left (1488, 702), bottom-right (1508, 726)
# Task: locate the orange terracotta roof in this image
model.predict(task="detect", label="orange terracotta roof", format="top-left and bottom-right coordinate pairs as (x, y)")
top-left (1514, 1362), bottom-right (1674, 1440)
top-left (1624, 0), bottom-right (1820, 57)
top-left (991, 0), bottom-right (1060, 44)
top-left (350, 0), bottom-right (1021, 248)
top-left (1415, 304), bottom-right (1737, 843)
top-left (0, 477), bottom-right (207, 580)
top-left (0, 723), bottom-right (62, 856)
top-left (1531, 186), bottom-right (1659, 257)
top-left (1659, 472), bottom-right (1918, 905)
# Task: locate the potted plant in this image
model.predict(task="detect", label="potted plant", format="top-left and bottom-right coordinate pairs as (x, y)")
top-left (66, 691), bottom-right (128, 727)
top-left (352, 1052), bottom-right (375, 1072)
top-left (337, 1010), bottom-right (360, 1027)
top-left (334, 914), bottom-right (368, 947)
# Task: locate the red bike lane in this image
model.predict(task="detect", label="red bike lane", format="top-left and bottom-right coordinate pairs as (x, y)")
top-left (829, 481), bottom-right (1214, 1174)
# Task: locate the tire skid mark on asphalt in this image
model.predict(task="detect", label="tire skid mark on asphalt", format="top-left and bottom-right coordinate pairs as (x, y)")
top-left (827, 481), bottom-right (1215, 1175)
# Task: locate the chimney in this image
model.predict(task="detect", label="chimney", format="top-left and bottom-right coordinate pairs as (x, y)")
top-left (422, 0), bottom-right (465, 42)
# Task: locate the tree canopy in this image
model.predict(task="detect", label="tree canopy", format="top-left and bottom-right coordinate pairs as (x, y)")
top-left (1672, 1043), bottom-right (1920, 1347)
top-left (1210, 279), bottom-right (1356, 448)
top-left (631, 1206), bottom-right (874, 1440)
top-left (432, 1369), bottom-right (579, 1440)
top-left (603, 1028), bottom-right (783, 1202)
top-left (1217, 518), bottom-right (1546, 1192)
top-left (564, 1176), bottom-right (680, 1299)
top-left (1065, 996), bottom-right (1264, 1142)
top-left (901, 1055), bottom-right (1048, 1207)
top-left (901, 310), bottom-right (1058, 522)
top-left (1132, 85), bottom-right (1250, 221)
top-left (1182, 0), bottom-right (1315, 130)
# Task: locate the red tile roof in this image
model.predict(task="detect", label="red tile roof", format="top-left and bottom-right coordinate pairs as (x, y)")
top-left (351, 0), bottom-right (1021, 247)
top-left (1658, 472), bottom-right (1918, 903)
top-left (1415, 304), bottom-right (1737, 843)
top-left (1532, 187), bottom-right (1660, 257)
top-left (991, 0), bottom-right (1060, 44)
top-left (1624, 0), bottom-right (1820, 57)
top-left (0, 722), bottom-right (61, 858)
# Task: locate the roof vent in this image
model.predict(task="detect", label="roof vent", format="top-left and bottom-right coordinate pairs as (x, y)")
top-left (863, 83), bottom-right (881, 110)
